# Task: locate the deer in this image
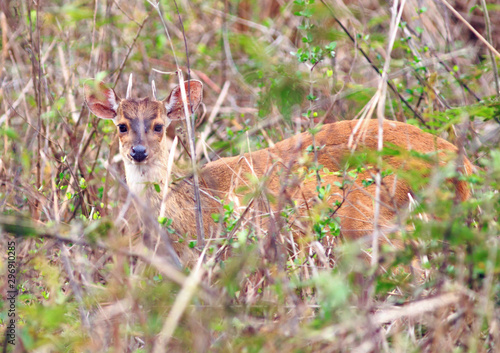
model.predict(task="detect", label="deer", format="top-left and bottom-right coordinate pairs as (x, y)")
top-left (84, 78), bottom-right (473, 265)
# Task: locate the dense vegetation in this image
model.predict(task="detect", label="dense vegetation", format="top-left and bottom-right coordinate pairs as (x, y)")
top-left (1, 0), bottom-right (500, 351)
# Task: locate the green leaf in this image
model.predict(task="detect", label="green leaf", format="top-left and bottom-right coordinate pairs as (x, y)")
top-left (0, 128), bottom-right (19, 140)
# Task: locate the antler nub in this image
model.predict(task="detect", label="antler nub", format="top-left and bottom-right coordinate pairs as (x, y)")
top-left (151, 80), bottom-right (157, 101)
top-left (126, 73), bottom-right (133, 99)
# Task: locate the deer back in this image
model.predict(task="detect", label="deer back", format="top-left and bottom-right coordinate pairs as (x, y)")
top-left (195, 119), bottom-right (472, 241)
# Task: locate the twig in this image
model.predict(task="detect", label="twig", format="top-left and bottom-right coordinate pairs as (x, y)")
top-left (438, 0), bottom-right (500, 60)
top-left (159, 136), bottom-right (179, 219)
top-left (87, 0), bottom-right (99, 75)
top-left (101, 133), bottom-right (118, 214)
top-left (0, 12), bottom-right (8, 77)
top-left (60, 243), bottom-right (92, 331)
top-left (171, 0), bottom-right (191, 80)
top-left (402, 26), bottom-right (481, 102)
top-left (214, 198), bottom-right (255, 263)
top-left (320, 0), bottom-right (429, 128)
top-left (176, 71), bottom-right (206, 248)
top-left (149, 57), bottom-right (222, 93)
top-left (195, 80), bottom-right (231, 159)
top-left (148, 0), bottom-right (206, 248)
top-left (147, 1), bottom-right (179, 67)
top-left (0, 80), bottom-right (33, 126)
top-left (4, 101), bottom-right (89, 220)
top-left (373, 292), bottom-right (461, 325)
top-left (113, 0), bottom-right (141, 25)
top-left (57, 44), bottom-right (79, 122)
top-left (27, 0), bottom-right (43, 219)
top-left (430, 52), bottom-right (481, 102)
top-left (171, 0), bottom-right (206, 248)
top-left (152, 248), bottom-right (206, 352)
top-left (113, 16), bottom-right (149, 87)
top-left (204, 7), bottom-right (294, 50)
top-left (412, 66), bottom-right (451, 110)
top-left (374, 0), bottom-right (406, 269)
top-left (479, 0), bottom-right (499, 97)
top-left (0, 215), bottom-right (196, 293)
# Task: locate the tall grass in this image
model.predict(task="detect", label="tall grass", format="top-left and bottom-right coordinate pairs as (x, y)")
top-left (1, 0), bottom-right (500, 351)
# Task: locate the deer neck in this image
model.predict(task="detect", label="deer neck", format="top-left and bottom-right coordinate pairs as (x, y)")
top-left (124, 160), bottom-right (167, 194)
top-left (123, 150), bottom-right (177, 214)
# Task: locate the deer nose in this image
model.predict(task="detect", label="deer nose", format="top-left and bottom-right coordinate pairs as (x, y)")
top-left (130, 145), bottom-right (148, 162)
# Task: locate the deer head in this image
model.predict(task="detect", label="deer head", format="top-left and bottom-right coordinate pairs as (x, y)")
top-left (84, 78), bottom-right (203, 166)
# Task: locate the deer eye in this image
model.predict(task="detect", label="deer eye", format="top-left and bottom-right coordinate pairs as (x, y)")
top-left (118, 124), bottom-right (128, 133)
top-left (154, 124), bottom-right (163, 132)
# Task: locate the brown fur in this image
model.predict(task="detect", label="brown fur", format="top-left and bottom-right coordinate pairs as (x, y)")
top-left (84, 81), bottom-right (473, 264)
top-left (170, 120), bottom-right (473, 241)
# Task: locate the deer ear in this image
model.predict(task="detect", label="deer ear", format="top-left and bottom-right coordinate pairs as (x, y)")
top-left (163, 80), bottom-right (203, 120)
top-left (84, 80), bottom-right (120, 121)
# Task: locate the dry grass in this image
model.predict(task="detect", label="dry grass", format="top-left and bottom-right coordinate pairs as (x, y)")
top-left (1, 0), bottom-right (500, 352)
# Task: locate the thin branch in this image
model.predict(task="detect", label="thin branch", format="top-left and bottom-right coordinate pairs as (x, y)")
top-left (195, 80), bottom-right (231, 159)
top-left (372, 0), bottom-right (406, 270)
top-left (59, 243), bottom-right (92, 331)
top-left (176, 71), bottom-right (206, 248)
top-left (159, 136), bottom-right (179, 219)
top-left (479, 0), bottom-right (499, 97)
top-left (147, 1), bottom-right (179, 67)
top-left (402, 25), bottom-right (481, 102)
top-left (113, 15), bottom-right (149, 87)
top-left (320, 0), bottom-right (429, 128)
top-left (113, 0), bottom-right (141, 25)
top-left (87, 0), bottom-right (99, 76)
top-left (0, 215), bottom-right (194, 292)
top-left (171, 0), bottom-right (191, 81)
top-left (438, 0), bottom-right (500, 60)
top-left (152, 249), bottom-right (206, 352)
top-left (171, 0), bottom-right (206, 248)
top-left (27, 0), bottom-right (43, 219)
top-left (148, 0), bottom-right (206, 248)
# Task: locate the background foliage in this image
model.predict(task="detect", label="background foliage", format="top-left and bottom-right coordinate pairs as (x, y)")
top-left (1, 0), bottom-right (500, 351)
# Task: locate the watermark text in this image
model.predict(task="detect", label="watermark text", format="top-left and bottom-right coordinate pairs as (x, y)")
top-left (5, 240), bottom-right (17, 346)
